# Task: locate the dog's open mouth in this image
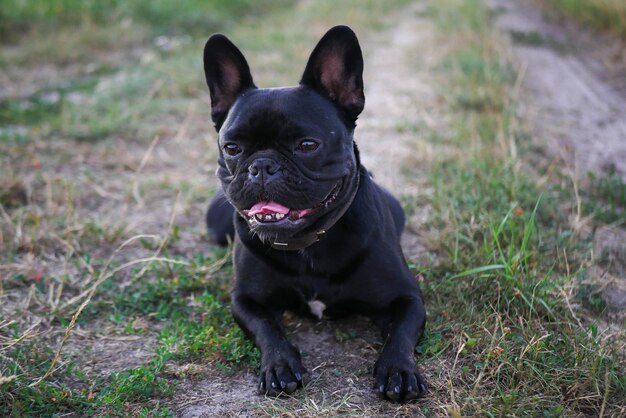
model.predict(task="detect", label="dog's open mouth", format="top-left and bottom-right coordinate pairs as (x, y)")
top-left (243, 184), bottom-right (341, 224)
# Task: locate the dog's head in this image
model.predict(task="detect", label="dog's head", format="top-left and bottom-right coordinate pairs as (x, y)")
top-left (203, 26), bottom-right (364, 244)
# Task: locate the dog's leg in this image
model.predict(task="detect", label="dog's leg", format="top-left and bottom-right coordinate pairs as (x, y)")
top-left (232, 294), bottom-right (308, 395)
top-left (373, 295), bottom-right (427, 402)
top-left (206, 189), bottom-right (235, 246)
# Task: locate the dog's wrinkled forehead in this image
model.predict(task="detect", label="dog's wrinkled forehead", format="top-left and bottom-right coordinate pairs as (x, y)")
top-left (220, 87), bottom-right (351, 146)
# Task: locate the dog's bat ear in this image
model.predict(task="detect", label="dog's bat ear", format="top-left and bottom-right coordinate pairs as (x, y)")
top-left (300, 25), bottom-right (365, 123)
top-left (204, 34), bottom-right (256, 130)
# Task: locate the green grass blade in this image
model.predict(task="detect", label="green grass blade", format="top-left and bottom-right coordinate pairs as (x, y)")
top-left (450, 264), bottom-right (507, 279)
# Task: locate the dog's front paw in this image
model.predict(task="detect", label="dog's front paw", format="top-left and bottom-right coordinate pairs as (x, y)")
top-left (258, 346), bottom-right (308, 396)
top-left (373, 352), bottom-right (427, 402)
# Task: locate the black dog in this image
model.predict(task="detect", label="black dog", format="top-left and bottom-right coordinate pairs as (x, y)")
top-left (203, 26), bottom-right (427, 402)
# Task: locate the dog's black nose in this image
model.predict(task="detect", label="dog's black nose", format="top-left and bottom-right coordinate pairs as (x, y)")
top-left (248, 158), bottom-right (281, 183)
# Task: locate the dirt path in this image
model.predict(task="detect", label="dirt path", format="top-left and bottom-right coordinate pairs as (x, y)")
top-left (488, 0), bottom-right (626, 181)
top-left (487, 0), bottom-right (626, 316)
top-left (358, 5), bottom-right (441, 262)
top-left (171, 4), bottom-right (442, 417)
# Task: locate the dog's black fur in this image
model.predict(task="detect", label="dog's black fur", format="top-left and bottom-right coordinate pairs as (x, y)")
top-left (203, 26), bottom-right (427, 402)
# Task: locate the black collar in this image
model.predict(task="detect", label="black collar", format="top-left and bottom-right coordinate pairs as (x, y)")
top-left (268, 173), bottom-right (360, 251)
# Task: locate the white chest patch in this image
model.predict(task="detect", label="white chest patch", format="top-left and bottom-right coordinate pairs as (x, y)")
top-left (308, 300), bottom-right (326, 320)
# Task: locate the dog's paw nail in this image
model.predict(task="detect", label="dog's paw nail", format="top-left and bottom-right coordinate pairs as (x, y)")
top-left (379, 384), bottom-right (385, 393)
top-left (407, 385), bottom-right (413, 393)
top-left (394, 385), bottom-right (400, 394)
top-left (271, 381), bottom-right (277, 389)
top-left (280, 380), bottom-right (286, 389)
top-left (419, 383), bottom-right (427, 392)
top-left (295, 372), bottom-right (302, 381)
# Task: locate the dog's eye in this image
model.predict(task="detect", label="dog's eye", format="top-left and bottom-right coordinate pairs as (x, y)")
top-left (296, 139), bottom-right (319, 153)
top-left (223, 143), bottom-right (242, 156)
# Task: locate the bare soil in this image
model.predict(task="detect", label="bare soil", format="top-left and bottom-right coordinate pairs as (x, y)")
top-left (489, 0), bottom-right (626, 180)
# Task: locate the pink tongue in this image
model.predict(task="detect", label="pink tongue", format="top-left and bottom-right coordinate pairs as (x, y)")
top-left (247, 201), bottom-right (290, 216)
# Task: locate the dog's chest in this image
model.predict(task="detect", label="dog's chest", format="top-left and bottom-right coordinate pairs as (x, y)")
top-left (307, 299), bottom-right (326, 320)
top-left (296, 281), bottom-right (354, 320)
top-left (290, 250), bottom-right (364, 319)
top-left (292, 278), bottom-right (338, 320)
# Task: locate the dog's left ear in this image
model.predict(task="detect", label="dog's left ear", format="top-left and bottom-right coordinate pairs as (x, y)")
top-left (300, 25), bottom-right (365, 123)
top-left (204, 34), bottom-right (256, 130)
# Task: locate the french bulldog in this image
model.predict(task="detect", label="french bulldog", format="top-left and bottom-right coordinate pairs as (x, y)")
top-left (203, 25), bottom-right (427, 402)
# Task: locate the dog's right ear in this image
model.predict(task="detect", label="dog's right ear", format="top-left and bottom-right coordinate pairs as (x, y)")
top-left (203, 34), bottom-right (256, 130)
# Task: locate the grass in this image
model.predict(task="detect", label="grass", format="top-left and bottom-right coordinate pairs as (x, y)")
top-left (0, 0), bottom-right (294, 50)
top-left (1, 249), bottom-right (260, 417)
top-left (583, 172), bottom-right (626, 224)
top-left (1, 0), bottom-right (415, 415)
top-left (411, 0), bottom-right (626, 415)
top-left (539, 0), bottom-right (626, 39)
top-left (1, 0), bottom-right (625, 416)
top-left (1, 1), bottom-right (277, 414)
top-left (0, 0), bottom-right (289, 34)
top-left (0, 44), bottom-right (215, 143)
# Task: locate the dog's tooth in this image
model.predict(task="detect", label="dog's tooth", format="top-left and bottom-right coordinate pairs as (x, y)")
top-left (276, 213), bottom-right (284, 220)
top-left (264, 214), bottom-right (272, 221)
